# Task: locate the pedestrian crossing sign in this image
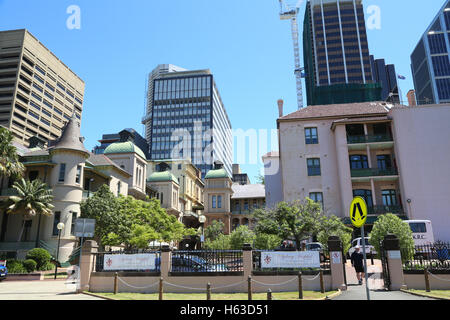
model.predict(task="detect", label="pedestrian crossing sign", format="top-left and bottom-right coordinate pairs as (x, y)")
top-left (349, 197), bottom-right (368, 228)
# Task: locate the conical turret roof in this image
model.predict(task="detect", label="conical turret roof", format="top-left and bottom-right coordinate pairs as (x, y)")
top-left (52, 113), bottom-right (89, 154)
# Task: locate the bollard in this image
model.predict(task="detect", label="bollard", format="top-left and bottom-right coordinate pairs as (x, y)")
top-left (298, 271), bottom-right (303, 300)
top-left (267, 289), bottom-right (272, 300)
top-left (320, 270), bottom-right (325, 294)
top-left (248, 275), bottom-right (252, 301)
top-left (207, 282), bottom-right (211, 300)
top-left (159, 277), bottom-right (164, 300)
top-left (424, 268), bottom-right (431, 293)
top-left (114, 272), bottom-right (118, 294)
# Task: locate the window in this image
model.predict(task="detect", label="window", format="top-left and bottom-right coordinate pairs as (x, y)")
top-left (52, 212), bottom-right (61, 236)
top-left (350, 155), bottom-right (369, 169)
top-left (309, 192), bottom-right (324, 208)
top-left (58, 163), bottom-right (66, 182)
top-left (75, 165), bottom-right (82, 184)
top-left (409, 223), bottom-right (427, 233)
top-left (377, 155), bottom-right (392, 170)
top-left (117, 181), bottom-right (121, 196)
top-left (28, 171), bottom-right (39, 181)
top-left (70, 212), bottom-right (77, 236)
top-left (353, 189), bottom-right (373, 207)
top-left (307, 158), bottom-right (321, 176)
top-left (382, 190), bottom-right (397, 206)
top-left (218, 195), bottom-right (222, 208)
top-left (305, 127), bottom-right (318, 144)
top-left (212, 195), bottom-right (217, 208)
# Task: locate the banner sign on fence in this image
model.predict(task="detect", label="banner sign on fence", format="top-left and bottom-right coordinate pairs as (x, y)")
top-left (103, 254), bottom-right (157, 271)
top-left (260, 251), bottom-right (320, 269)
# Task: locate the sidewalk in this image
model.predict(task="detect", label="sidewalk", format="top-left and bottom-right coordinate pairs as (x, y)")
top-left (333, 260), bottom-right (435, 300)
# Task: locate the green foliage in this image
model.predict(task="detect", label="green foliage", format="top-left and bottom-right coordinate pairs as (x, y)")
top-left (81, 188), bottom-right (196, 249)
top-left (22, 259), bottom-right (37, 273)
top-left (0, 127), bottom-right (24, 178)
top-left (26, 248), bottom-right (51, 271)
top-left (204, 220), bottom-right (225, 241)
top-left (369, 214), bottom-right (415, 262)
top-left (7, 179), bottom-right (54, 218)
top-left (254, 233), bottom-right (282, 250)
top-left (229, 225), bottom-right (255, 250)
top-left (80, 185), bottom-right (126, 248)
top-left (253, 199), bottom-right (323, 249)
top-left (317, 215), bottom-right (353, 253)
top-left (6, 259), bottom-right (26, 274)
top-left (203, 234), bottom-right (231, 250)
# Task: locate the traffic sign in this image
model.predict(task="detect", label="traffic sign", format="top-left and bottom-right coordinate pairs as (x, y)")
top-left (74, 218), bottom-right (96, 238)
top-left (349, 196), bottom-right (368, 228)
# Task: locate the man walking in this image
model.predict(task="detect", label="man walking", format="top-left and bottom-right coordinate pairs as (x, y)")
top-left (351, 246), bottom-right (365, 285)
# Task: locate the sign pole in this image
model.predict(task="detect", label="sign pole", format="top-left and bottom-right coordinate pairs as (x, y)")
top-left (361, 225), bottom-right (370, 300)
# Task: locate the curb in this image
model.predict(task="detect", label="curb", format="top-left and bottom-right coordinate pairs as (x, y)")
top-left (82, 291), bottom-right (116, 300)
top-left (321, 289), bottom-right (342, 300)
top-left (400, 289), bottom-right (450, 301)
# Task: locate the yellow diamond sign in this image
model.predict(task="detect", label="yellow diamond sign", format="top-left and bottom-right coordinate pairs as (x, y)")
top-left (349, 197), bottom-right (368, 228)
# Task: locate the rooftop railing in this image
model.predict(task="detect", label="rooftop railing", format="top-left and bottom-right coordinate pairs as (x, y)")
top-left (351, 168), bottom-right (398, 177)
top-left (347, 134), bottom-right (393, 144)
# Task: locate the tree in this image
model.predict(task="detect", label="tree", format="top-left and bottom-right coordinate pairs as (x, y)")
top-left (255, 173), bottom-right (265, 185)
top-left (6, 179), bottom-right (54, 243)
top-left (128, 224), bottom-right (160, 249)
top-left (317, 215), bottom-right (353, 254)
top-left (204, 234), bottom-right (231, 250)
top-left (253, 199), bottom-right (323, 250)
top-left (254, 233), bottom-right (282, 250)
top-left (80, 185), bottom-right (127, 249)
top-left (204, 220), bottom-right (225, 241)
top-left (229, 225), bottom-right (255, 250)
top-left (0, 127), bottom-right (24, 179)
top-left (369, 214), bottom-right (415, 262)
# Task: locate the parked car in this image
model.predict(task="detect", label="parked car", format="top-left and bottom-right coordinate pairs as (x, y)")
top-left (305, 242), bottom-right (327, 262)
top-left (348, 237), bottom-right (376, 258)
top-left (171, 255), bottom-right (228, 272)
top-left (0, 261), bottom-right (7, 281)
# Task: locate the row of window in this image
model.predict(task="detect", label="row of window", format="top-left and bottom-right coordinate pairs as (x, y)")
top-left (58, 163), bottom-right (82, 184)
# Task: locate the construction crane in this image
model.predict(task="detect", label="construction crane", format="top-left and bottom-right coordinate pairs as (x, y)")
top-left (278, 0), bottom-right (305, 109)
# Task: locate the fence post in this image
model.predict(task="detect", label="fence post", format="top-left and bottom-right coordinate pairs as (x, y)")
top-left (242, 243), bottom-right (253, 280)
top-left (267, 289), bottom-right (272, 300)
top-left (160, 245), bottom-right (171, 280)
top-left (114, 272), bottom-right (118, 294)
top-left (159, 277), bottom-right (164, 300)
top-left (78, 240), bottom-right (98, 293)
top-left (383, 234), bottom-right (407, 290)
top-left (328, 236), bottom-right (347, 291)
top-left (298, 271), bottom-right (303, 300)
top-left (320, 270), bottom-right (325, 293)
top-left (248, 275), bottom-right (252, 300)
top-left (207, 282), bottom-right (211, 300)
top-left (424, 268), bottom-right (431, 292)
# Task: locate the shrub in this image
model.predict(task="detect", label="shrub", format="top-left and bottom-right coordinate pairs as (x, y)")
top-left (369, 213), bottom-right (415, 262)
top-left (26, 248), bottom-right (52, 271)
top-left (254, 233), bottom-right (282, 250)
top-left (5, 259), bottom-right (26, 274)
top-left (23, 259), bottom-right (37, 273)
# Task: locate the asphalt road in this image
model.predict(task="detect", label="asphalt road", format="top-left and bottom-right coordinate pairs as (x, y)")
top-left (0, 280), bottom-right (104, 300)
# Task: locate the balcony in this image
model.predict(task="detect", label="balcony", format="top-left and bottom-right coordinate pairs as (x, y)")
top-left (351, 168), bottom-right (398, 180)
top-left (347, 134), bottom-right (394, 151)
top-left (368, 205), bottom-right (404, 215)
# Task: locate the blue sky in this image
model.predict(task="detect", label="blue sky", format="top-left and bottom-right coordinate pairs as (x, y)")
top-left (0, 0), bottom-right (445, 182)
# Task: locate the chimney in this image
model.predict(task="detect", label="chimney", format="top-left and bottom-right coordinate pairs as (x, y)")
top-left (277, 99), bottom-right (284, 118)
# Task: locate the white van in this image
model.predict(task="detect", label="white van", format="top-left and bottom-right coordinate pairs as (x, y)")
top-left (348, 237), bottom-right (376, 258)
top-left (404, 220), bottom-right (434, 246)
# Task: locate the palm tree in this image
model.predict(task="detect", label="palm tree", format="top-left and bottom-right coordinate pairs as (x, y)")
top-left (6, 178), bottom-right (54, 244)
top-left (0, 127), bottom-right (24, 178)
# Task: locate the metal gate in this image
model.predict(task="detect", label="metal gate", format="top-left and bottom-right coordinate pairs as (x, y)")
top-left (380, 241), bottom-right (391, 290)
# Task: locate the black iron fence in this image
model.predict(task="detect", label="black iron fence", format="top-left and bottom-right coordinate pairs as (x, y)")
top-left (252, 250), bottom-right (330, 275)
top-left (402, 242), bottom-right (450, 272)
top-left (95, 249), bottom-right (161, 272)
top-left (170, 250), bottom-right (243, 273)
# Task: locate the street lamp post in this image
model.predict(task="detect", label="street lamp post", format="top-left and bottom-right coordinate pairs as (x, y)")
top-left (198, 215), bottom-right (206, 249)
top-left (54, 222), bottom-right (65, 280)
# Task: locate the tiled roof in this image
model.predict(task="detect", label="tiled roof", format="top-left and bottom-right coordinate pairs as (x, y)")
top-left (231, 184), bottom-right (265, 199)
top-left (87, 153), bottom-right (130, 176)
top-left (278, 102), bottom-right (398, 121)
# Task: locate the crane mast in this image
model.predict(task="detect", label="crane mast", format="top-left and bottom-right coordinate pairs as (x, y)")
top-left (279, 0), bottom-right (304, 109)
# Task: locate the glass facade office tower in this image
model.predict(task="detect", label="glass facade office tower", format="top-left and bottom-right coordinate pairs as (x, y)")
top-left (411, 0), bottom-right (450, 105)
top-left (370, 56), bottom-right (400, 103)
top-left (148, 67), bottom-right (232, 178)
top-left (0, 29), bottom-right (85, 144)
top-left (303, 0), bottom-right (381, 105)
